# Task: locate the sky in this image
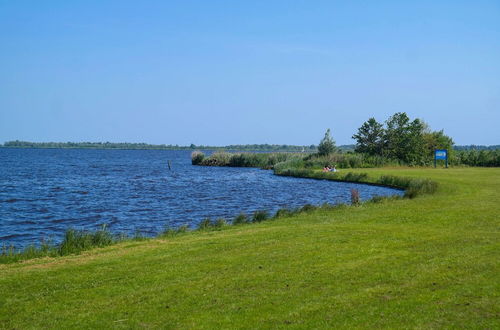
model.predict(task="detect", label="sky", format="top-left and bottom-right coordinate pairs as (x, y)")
top-left (0, 1), bottom-right (499, 146)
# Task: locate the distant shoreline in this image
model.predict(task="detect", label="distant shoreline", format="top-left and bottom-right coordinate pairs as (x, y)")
top-left (1, 141), bottom-right (497, 151)
top-left (0, 141), bottom-right (332, 152)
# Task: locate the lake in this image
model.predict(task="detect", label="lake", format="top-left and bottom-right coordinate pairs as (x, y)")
top-left (0, 148), bottom-right (403, 248)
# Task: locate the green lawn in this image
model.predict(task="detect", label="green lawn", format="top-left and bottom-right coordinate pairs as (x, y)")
top-left (1, 168), bottom-right (499, 329)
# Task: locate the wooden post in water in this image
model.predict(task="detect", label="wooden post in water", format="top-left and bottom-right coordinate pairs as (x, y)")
top-left (167, 160), bottom-right (171, 170)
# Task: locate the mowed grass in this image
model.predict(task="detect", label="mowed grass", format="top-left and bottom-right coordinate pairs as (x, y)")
top-left (0, 168), bottom-right (499, 329)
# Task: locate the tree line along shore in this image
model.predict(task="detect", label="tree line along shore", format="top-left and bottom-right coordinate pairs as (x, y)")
top-left (192, 112), bottom-right (500, 168)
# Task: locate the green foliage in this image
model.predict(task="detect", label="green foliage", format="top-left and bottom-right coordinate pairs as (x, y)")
top-left (252, 210), bottom-right (269, 223)
top-left (377, 175), bottom-right (438, 198)
top-left (300, 204), bottom-right (318, 212)
top-left (452, 149), bottom-right (500, 167)
top-left (352, 117), bottom-right (384, 155)
top-left (302, 153), bottom-right (399, 169)
top-left (232, 213), bottom-right (248, 225)
top-left (198, 152), bottom-right (304, 169)
top-left (160, 226), bottom-right (177, 237)
top-left (274, 208), bottom-right (294, 218)
top-left (59, 225), bottom-right (114, 255)
top-left (423, 129), bottom-right (454, 161)
top-left (343, 172), bottom-right (369, 182)
top-left (317, 128), bottom-right (337, 156)
top-left (198, 218), bottom-right (212, 230)
top-left (353, 113), bottom-right (455, 166)
top-left (213, 218), bottom-right (227, 228)
top-left (384, 112), bottom-right (426, 164)
top-left (191, 151), bottom-right (205, 165)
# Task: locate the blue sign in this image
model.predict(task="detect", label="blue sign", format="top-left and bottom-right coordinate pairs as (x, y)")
top-left (435, 149), bottom-right (447, 160)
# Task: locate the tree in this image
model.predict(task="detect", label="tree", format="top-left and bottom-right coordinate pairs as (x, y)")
top-left (352, 117), bottom-right (384, 155)
top-left (423, 129), bottom-right (454, 162)
top-left (384, 112), bottom-right (426, 164)
top-left (318, 129), bottom-right (336, 156)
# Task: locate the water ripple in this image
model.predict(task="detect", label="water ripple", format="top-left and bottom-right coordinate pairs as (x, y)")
top-left (0, 149), bottom-right (403, 248)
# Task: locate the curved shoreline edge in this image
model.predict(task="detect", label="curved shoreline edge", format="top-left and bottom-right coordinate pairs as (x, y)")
top-left (271, 167), bottom-right (437, 198)
top-left (1, 166), bottom-right (437, 263)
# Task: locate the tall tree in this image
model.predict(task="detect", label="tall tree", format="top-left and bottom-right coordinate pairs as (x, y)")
top-left (423, 129), bottom-right (454, 161)
top-left (318, 128), bottom-right (336, 156)
top-left (352, 117), bottom-right (384, 155)
top-left (384, 112), bottom-right (425, 164)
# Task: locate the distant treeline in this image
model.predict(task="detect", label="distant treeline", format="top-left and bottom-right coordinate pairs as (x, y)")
top-left (0, 140), bottom-right (357, 152)
top-left (453, 145), bottom-right (500, 151)
top-left (453, 149), bottom-right (500, 167)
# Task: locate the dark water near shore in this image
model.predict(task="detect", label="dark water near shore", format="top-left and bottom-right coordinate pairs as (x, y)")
top-left (0, 148), bottom-right (403, 248)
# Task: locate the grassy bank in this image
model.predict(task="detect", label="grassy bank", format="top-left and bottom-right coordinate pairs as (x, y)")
top-left (0, 167), bottom-right (498, 328)
top-left (1, 168), bottom-right (434, 264)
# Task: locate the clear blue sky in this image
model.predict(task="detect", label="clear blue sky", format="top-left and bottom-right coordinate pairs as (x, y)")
top-left (1, 1), bottom-right (499, 146)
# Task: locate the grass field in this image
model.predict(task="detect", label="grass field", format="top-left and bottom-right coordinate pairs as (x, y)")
top-left (0, 168), bottom-right (498, 329)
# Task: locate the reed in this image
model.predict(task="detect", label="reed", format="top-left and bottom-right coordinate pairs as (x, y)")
top-left (197, 152), bottom-right (303, 169)
top-left (191, 151), bottom-right (205, 165)
top-left (232, 213), bottom-right (248, 225)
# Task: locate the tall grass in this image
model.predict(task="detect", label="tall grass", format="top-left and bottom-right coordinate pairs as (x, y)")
top-left (302, 153), bottom-right (401, 168)
top-left (191, 151), bottom-right (205, 165)
top-left (1, 225), bottom-right (118, 264)
top-left (273, 165), bottom-right (438, 199)
top-left (195, 151), bottom-right (304, 169)
top-left (377, 175), bottom-right (438, 198)
top-left (195, 151), bottom-right (403, 169)
top-left (58, 225), bottom-right (114, 255)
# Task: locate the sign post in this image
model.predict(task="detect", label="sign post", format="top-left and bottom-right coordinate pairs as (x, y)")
top-left (434, 149), bottom-right (448, 168)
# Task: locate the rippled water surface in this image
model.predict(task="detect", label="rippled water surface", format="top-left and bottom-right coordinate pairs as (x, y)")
top-left (0, 149), bottom-right (403, 248)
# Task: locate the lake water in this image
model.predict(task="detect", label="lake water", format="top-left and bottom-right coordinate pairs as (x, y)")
top-left (0, 148), bottom-right (403, 248)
